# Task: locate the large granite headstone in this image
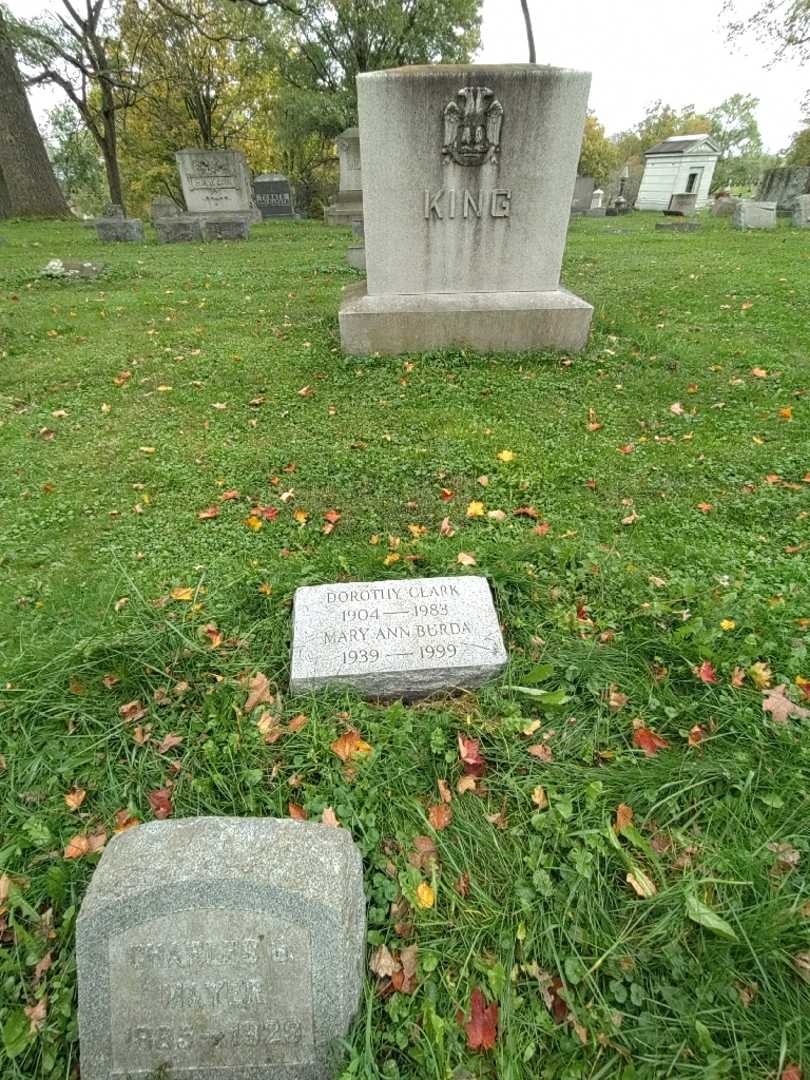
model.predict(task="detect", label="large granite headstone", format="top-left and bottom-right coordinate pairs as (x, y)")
top-left (339, 65), bottom-right (593, 355)
top-left (324, 128), bottom-right (364, 227)
top-left (176, 148), bottom-right (260, 227)
top-left (290, 575), bottom-right (507, 698)
top-left (77, 817), bottom-right (365, 1080)
top-left (254, 173), bottom-right (296, 219)
top-left (733, 199), bottom-right (777, 230)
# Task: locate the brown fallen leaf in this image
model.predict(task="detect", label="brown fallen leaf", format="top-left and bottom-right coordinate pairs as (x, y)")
top-left (113, 809), bottom-right (141, 833)
top-left (119, 700), bottom-right (147, 724)
top-left (633, 727), bottom-right (669, 757)
top-left (148, 788), bottom-right (173, 819)
top-left (33, 952), bottom-right (52, 985)
top-left (437, 778), bottom-right (452, 804)
top-left (197, 506), bottom-right (219, 520)
top-left (245, 672), bottom-right (273, 712)
top-left (527, 743), bottom-right (553, 763)
top-left (408, 835), bottom-right (438, 873)
top-left (608, 685), bottom-right (628, 712)
top-left (614, 803), bottom-right (634, 833)
top-left (428, 803), bottom-right (452, 830)
top-left (370, 943), bottom-right (401, 979)
top-left (64, 787), bottom-right (87, 811)
top-left (331, 729), bottom-right (373, 762)
top-left (321, 807), bottom-right (340, 827)
top-left (457, 551), bottom-right (477, 566)
top-left (156, 733), bottom-right (183, 754)
top-left (391, 944), bottom-right (418, 994)
top-left (793, 953), bottom-right (810, 983)
top-left (24, 996), bottom-right (48, 1034)
top-left (288, 802), bottom-right (308, 820)
top-left (64, 830), bottom-right (107, 860)
top-left (694, 660), bottom-right (720, 685)
top-left (762, 685), bottom-right (810, 724)
top-left (626, 867), bottom-right (657, 898)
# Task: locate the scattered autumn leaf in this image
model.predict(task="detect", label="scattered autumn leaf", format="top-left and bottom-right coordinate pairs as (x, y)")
top-left (169, 587), bottom-right (194, 602)
top-left (762, 685), bottom-right (810, 724)
top-left (197, 506), bottom-right (219, 521)
top-left (245, 672), bottom-right (273, 712)
top-left (113, 809), bottom-right (140, 833)
top-left (496, 450), bottom-right (515, 462)
top-left (527, 743), bottom-right (553, 763)
top-left (24, 997), bottom-right (48, 1034)
top-left (391, 944), bottom-right (419, 994)
top-left (331, 729), bottom-right (373, 762)
top-left (321, 807), bottom-right (340, 827)
top-left (633, 727), bottom-right (669, 757)
top-left (466, 500), bottom-right (485, 518)
top-left (288, 802), bottom-right (308, 820)
top-left (119, 700), bottom-right (147, 724)
top-left (148, 788), bottom-right (173, 819)
top-left (749, 661), bottom-right (773, 690)
top-left (415, 881), bottom-right (435, 909)
top-left (156, 733), bottom-right (183, 754)
top-left (369, 944), bottom-right (400, 978)
top-left (695, 660), bottom-right (720, 685)
top-left (615, 803), bottom-right (634, 832)
top-left (457, 551), bottom-right (476, 567)
top-left (608, 685), bottom-right (628, 712)
top-left (428, 803), bottom-right (452, 831)
top-left (532, 786), bottom-right (548, 809)
top-left (64, 830), bottom-right (107, 860)
top-left (64, 787), bottom-right (87, 811)
top-left (460, 987), bottom-right (498, 1051)
top-left (626, 868), bottom-right (657, 898)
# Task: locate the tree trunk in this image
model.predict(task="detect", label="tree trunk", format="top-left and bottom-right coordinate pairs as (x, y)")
top-left (100, 109), bottom-right (125, 209)
top-left (520, 0), bottom-right (537, 64)
top-left (0, 15), bottom-right (71, 218)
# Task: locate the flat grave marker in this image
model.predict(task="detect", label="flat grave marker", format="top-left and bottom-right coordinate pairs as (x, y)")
top-left (290, 575), bottom-right (507, 699)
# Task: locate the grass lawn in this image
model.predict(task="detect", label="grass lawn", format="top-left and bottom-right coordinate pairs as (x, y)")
top-left (1, 212), bottom-right (809, 1079)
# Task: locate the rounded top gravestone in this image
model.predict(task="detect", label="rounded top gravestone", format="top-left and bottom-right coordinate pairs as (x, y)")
top-left (76, 817), bottom-right (366, 1080)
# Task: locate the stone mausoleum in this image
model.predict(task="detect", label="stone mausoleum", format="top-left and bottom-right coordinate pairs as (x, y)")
top-left (339, 64), bottom-right (593, 356)
top-left (635, 134), bottom-right (719, 212)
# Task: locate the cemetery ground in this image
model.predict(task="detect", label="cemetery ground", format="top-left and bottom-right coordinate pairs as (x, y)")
top-left (1, 212), bottom-right (809, 1080)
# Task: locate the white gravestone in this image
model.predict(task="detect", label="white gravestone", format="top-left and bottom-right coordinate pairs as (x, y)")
top-left (733, 199), bottom-right (777, 230)
top-left (77, 817), bottom-right (365, 1080)
top-left (290, 575), bottom-right (507, 699)
top-left (175, 149), bottom-right (260, 225)
top-left (339, 65), bottom-right (593, 355)
top-left (324, 127), bottom-right (364, 227)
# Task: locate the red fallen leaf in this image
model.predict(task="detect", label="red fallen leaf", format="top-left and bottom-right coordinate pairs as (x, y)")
top-left (576, 604), bottom-right (591, 623)
top-left (546, 976), bottom-right (570, 1024)
top-left (633, 727), bottom-right (669, 757)
top-left (527, 743), bottom-right (553, 763)
top-left (688, 724), bottom-right (706, 747)
top-left (457, 733), bottom-right (486, 776)
top-left (695, 660), bottom-right (720, 684)
top-left (696, 502), bottom-right (713, 513)
top-left (288, 802), bottom-right (308, 820)
top-left (203, 623), bottom-right (223, 648)
top-left (428, 803), bottom-right (452, 830)
top-left (156, 733), bottom-right (183, 754)
top-left (586, 479), bottom-right (597, 490)
top-left (534, 522), bottom-right (551, 536)
top-left (148, 788), bottom-right (173, 819)
top-left (459, 987), bottom-right (498, 1051)
top-left (390, 944), bottom-right (419, 994)
top-left (260, 506), bottom-right (279, 521)
top-left (220, 489), bottom-right (240, 501)
top-left (782, 1067), bottom-right (802, 1080)
top-left (617, 444), bottom-right (635, 454)
top-left (513, 506), bottom-right (540, 519)
top-left (288, 713), bottom-right (308, 732)
top-left (197, 505), bottom-right (219, 520)
top-left (322, 509), bottom-right (341, 535)
top-left (440, 487), bottom-right (454, 501)
top-left (455, 871), bottom-right (471, 896)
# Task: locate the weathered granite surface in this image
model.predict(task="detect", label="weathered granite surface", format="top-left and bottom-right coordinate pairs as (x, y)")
top-left (733, 200), bottom-right (777, 230)
top-left (253, 173), bottom-right (296, 219)
top-left (324, 128), bottom-right (364, 226)
top-left (202, 216), bottom-right (249, 241)
top-left (155, 215), bottom-right (204, 243)
top-left (290, 575), bottom-right (507, 698)
top-left (664, 192), bottom-right (697, 216)
top-left (77, 817), bottom-right (365, 1080)
top-left (793, 193), bottom-right (810, 228)
top-left (655, 222), bottom-right (700, 232)
top-left (339, 64), bottom-right (593, 355)
top-left (95, 216), bottom-right (144, 243)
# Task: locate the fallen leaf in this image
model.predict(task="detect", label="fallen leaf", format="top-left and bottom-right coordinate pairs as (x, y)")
top-left (457, 774), bottom-right (478, 794)
top-left (532, 785), bottom-right (548, 809)
top-left (768, 841), bottom-right (800, 872)
top-left (391, 944), bottom-right (419, 994)
top-left (220, 489), bottom-right (240, 501)
top-left (622, 510), bottom-right (640, 525)
top-left (670, 402), bottom-right (685, 415)
top-left (751, 367), bottom-right (768, 378)
top-left (731, 666), bottom-right (746, 688)
top-left (24, 997), bottom-right (48, 1034)
top-left (695, 660), bottom-right (720, 685)
top-left (749, 661), bottom-right (773, 690)
top-left (618, 444), bottom-right (635, 454)
top-left (460, 987), bottom-right (498, 1051)
top-left (33, 952), bottom-right (52, 985)
top-left (169, 587), bottom-right (194, 602)
top-left (527, 743), bottom-right (553, 762)
top-left (288, 802), bottom-right (308, 820)
top-left (792, 953), bottom-right (810, 983)
top-left (457, 551), bottom-right (476, 567)
top-left (487, 509), bottom-right (507, 522)
top-left (534, 522), bottom-right (551, 536)
top-left (626, 868), bottom-right (657, 898)
top-left (428, 803), bottom-right (452, 831)
top-left (331, 729), bottom-right (373, 762)
top-left (197, 506), bottom-right (219, 520)
top-left (293, 508), bottom-right (309, 525)
top-left (608, 685), bottom-right (628, 712)
top-left (322, 509), bottom-right (342, 535)
top-left (762, 685), bottom-right (810, 724)
top-left (437, 778), bottom-right (452, 804)
top-left (466, 500), bottom-right (485, 518)
top-left (203, 623), bottom-right (223, 649)
top-left (633, 727), bottom-right (669, 757)
top-left (64, 830), bottom-right (106, 859)
top-left (497, 450), bottom-right (515, 462)
top-left (781, 1065), bottom-right (802, 1080)
top-left (245, 672), bottom-right (273, 712)
top-left (513, 506), bottom-right (539, 519)
top-left (156, 733), bottom-right (183, 754)
top-left (64, 787), bottom-right (87, 811)
top-left (440, 487), bottom-right (454, 501)
top-left (244, 515), bottom-right (263, 531)
top-left (415, 881), bottom-right (434, 909)
top-left (409, 835), bottom-right (438, 872)
top-left (370, 944), bottom-right (400, 979)
top-left (720, 619), bottom-right (736, 631)
top-left (696, 502), bottom-right (713, 513)
top-left (321, 807), bottom-right (340, 827)
top-left (477, 475), bottom-right (489, 486)
top-left (148, 788), bottom-right (173, 819)
top-left (113, 809), bottom-right (140, 833)
top-left (119, 700), bottom-right (147, 724)
top-left (297, 385), bottom-right (313, 396)
top-left (615, 803), bottom-right (634, 832)
top-left (688, 724), bottom-right (706, 747)
top-left (256, 711), bottom-right (282, 743)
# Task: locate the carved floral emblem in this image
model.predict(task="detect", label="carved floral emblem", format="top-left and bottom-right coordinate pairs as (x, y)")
top-left (442, 86), bottom-right (503, 167)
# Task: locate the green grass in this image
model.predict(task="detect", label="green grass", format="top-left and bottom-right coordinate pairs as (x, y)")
top-left (1, 212), bottom-right (809, 1079)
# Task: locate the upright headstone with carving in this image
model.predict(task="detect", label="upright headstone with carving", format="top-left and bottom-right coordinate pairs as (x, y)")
top-left (175, 149), bottom-right (259, 232)
top-left (733, 200), bottom-right (777, 230)
top-left (77, 817), bottom-right (365, 1080)
top-left (291, 575), bottom-right (507, 699)
top-left (253, 173), bottom-right (296, 219)
top-left (324, 127), bottom-right (364, 227)
top-left (339, 65), bottom-right (593, 355)
top-left (793, 194), bottom-right (810, 228)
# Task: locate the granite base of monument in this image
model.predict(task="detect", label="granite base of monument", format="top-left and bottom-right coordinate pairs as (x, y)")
top-left (346, 246), bottom-right (366, 271)
top-left (202, 216), bottom-right (249, 241)
top-left (155, 216), bottom-right (203, 244)
top-left (290, 574), bottom-right (507, 698)
top-left (95, 217), bottom-right (145, 243)
top-left (77, 817), bottom-right (365, 1080)
top-left (339, 282), bottom-right (593, 356)
top-left (793, 194), bottom-right (810, 228)
top-left (733, 200), bottom-right (777, 230)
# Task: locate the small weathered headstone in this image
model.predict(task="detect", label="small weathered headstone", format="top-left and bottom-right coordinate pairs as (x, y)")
top-left (712, 195), bottom-right (739, 218)
top-left (664, 192), bottom-right (697, 216)
top-left (733, 199), bottom-right (777, 230)
top-left (40, 259), bottom-right (105, 279)
top-left (77, 816), bottom-right (365, 1080)
top-left (571, 175), bottom-right (595, 213)
top-left (792, 193), bottom-right (810, 228)
top-left (155, 215), bottom-right (203, 244)
top-left (95, 208), bottom-right (145, 243)
top-left (253, 173), bottom-right (296, 219)
top-left (150, 195), bottom-right (183, 226)
top-left (290, 575), bottom-right (507, 699)
top-left (324, 127), bottom-right (364, 227)
top-left (201, 216), bottom-right (249, 241)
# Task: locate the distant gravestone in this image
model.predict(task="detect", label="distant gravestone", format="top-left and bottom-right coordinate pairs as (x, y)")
top-left (175, 148), bottom-right (260, 228)
top-left (40, 259), bottom-right (105, 279)
top-left (201, 216), bottom-right (249, 241)
top-left (664, 192), bottom-right (697, 216)
top-left (290, 575), bottom-right (507, 699)
top-left (155, 216), bottom-right (203, 244)
top-left (712, 195), bottom-right (739, 218)
top-left (77, 817), bottom-right (365, 1080)
top-left (253, 173), bottom-right (296, 219)
top-left (733, 200), bottom-right (777, 230)
top-left (571, 175), bottom-right (595, 212)
top-left (150, 195), bottom-right (183, 226)
top-left (793, 194), bottom-right (810, 228)
top-left (655, 221), bottom-right (700, 233)
top-left (95, 205), bottom-right (145, 243)
top-left (324, 127), bottom-right (364, 227)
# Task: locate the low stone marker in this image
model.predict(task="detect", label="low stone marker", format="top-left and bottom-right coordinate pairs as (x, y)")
top-left (793, 194), bottom-right (810, 228)
top-left (253, 173), bottom-right (296, 219)
top-left (290, 575), bottom-right (507, 699)
top-left (712, 195), bottom-right (739, 217)
top-left (155, 215), bottom-right (203, 244)
top-left (77, 816), bottom-right (365, 1079)
top-left (95, 204), bottom-right (144, 243)
top-left (40, 259), bottom-right (105, 279)
top-left (655, 221), bottom-right (700, 233)
top-left (150, 195), bottom-right (183, 226)
top-left (664, 192), bottom-right (697, 216)
top-left (733, 200), bottom-right (777, 230)
top-left (201, 216), bottom-right (249, 241)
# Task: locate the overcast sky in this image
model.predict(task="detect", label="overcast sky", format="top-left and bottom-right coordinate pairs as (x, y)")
top-left (8, 0), bottom-right (807, 153)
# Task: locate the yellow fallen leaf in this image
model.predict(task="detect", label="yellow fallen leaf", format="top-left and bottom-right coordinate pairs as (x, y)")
top-left (497, 449), bottom-right (516, 462)
top-left (383, 552), bottom-right (400, 566)
top-left (415, 881), bottom-right (435, 909)
top-left (244, 515), bottom-right (263, 531)
top-left (720, 619), bottom-right (736, 631)
top-left (531, 786), bottom-right (548, 809)
top-left (169, 587), bottom-right (194, 602)
top-left (293, 509), bottom-right (309, 525)
top-left (139, 447), bottom-right (156, 454)
top-left (457, 552), bottom-right (476, 567)
top-left (466, 500), bottom-right (485, 518)
top-left (626, 868), bottom-right (657, 898)
top-left (749, 661), bottom-right (772, 690)
top-left (258, 582), bottom-right (273, 596)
